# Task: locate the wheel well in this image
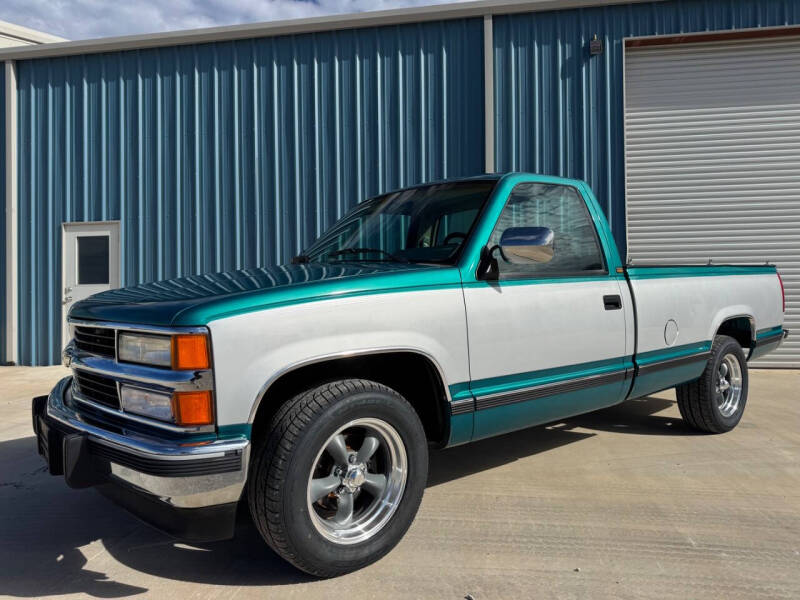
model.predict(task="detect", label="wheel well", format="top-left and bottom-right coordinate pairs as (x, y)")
top-left (250, 352), bottom-right (450, 447)
top-left (716, 316), bottom-right (754, 349)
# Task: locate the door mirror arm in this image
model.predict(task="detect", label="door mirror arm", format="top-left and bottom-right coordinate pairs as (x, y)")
top-left (476, 245), bottom-right (499, 281)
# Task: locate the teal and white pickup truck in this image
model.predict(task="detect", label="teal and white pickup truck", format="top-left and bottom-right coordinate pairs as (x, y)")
top-left (34, 173), bottom-right (787, 576)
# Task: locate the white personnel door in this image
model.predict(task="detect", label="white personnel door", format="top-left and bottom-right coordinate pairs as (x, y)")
top-left (61, 222), bottom-right (120, 350)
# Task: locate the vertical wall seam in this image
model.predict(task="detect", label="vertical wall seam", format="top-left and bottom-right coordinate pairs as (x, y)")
top-left (4, 61), bottom-right (17, 364)
top-left (483, 14), bottom-right (494, 174)
top-left (13, 20), bottom-right (485, 364)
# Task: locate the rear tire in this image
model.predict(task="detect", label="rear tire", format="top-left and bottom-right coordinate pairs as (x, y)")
top-left (247, 379), bottom-right (428, 577)
top-left (676, 335), bottom-right (748, 433)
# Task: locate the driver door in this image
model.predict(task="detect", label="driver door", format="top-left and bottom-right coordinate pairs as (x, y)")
top-left (463, 181), bottom-right (629, 440)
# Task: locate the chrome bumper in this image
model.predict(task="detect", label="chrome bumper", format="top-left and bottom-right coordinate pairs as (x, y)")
top-left (41, 376), bottom-right (249, 509)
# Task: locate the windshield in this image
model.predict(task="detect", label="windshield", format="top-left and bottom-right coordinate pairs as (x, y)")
top-left (302, 180), bottom-right (497, 265)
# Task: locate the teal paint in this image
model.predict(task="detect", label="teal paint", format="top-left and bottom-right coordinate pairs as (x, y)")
top-left (635, 341), bottom-right (712, 367)
top-left (628, 342), bottom-right (711, 399)
top-left (628, 360), bottom-right (708, 400)
top-left (217, 423), bottom-right (252, 440)
top-left (448, 382), bottom-right (473, 402)
top-left (68, 262), bottom-right (463, 326)
top-left (457, 173), bottom-right (624, 281)
top-left (469, 355), bottom-right (630, 399)
top-left (750, 327), bottom-right (786, 361)
top-left (578, 181), bottom-right (624, 273)
top-left (472, 379), bottom-right (624, 440)
top-left (447, 412), bottom-right (474, 446)
top-left (750, 338), bottom-right (784, 361)
top-left (626, 266), bottom-right (776, 280)
top-left (756, 326), bottom-right (784, 340)
top-left (462, 274), bottom-right (625, 289)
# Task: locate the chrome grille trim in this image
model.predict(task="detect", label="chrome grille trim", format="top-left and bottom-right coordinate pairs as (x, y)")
top-left (73, 326), bottom-right (117, 359)
top-left (63, 318), bottom-right (215, 435)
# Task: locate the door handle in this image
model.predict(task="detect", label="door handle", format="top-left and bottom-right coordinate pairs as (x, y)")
top-left (603, 295), bottom-right (622, 310)
top-left (62, 296), bottom-right (73, 305)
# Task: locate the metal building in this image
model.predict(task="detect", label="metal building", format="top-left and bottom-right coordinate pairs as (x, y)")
top-left (2, 0), bottom-right (799, 367)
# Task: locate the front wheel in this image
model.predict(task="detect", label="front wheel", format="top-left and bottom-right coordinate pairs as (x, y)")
top-left (676, 335), bottom-right (749, 433)
top-left (247, 379), bottom-right (428, 577)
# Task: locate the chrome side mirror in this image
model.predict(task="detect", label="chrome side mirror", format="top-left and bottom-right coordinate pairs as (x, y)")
top-left (499, 226), bottom-right (554, 264)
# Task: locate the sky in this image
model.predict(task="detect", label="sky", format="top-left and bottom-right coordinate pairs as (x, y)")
top-left (1, 0), bottom-right (462, 41)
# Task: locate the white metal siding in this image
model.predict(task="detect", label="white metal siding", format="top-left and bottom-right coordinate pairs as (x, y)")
top-left (625, 37), bottom-right (800, 367)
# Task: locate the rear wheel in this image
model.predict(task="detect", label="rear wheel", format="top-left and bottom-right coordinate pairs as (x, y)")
top-left (247, 379), bottom-right (428, 577)
top-left (676, 335), bottom-right (748, 433)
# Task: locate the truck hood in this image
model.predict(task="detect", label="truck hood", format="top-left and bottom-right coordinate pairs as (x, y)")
top-left (68, 262), bottom-right (462, 327)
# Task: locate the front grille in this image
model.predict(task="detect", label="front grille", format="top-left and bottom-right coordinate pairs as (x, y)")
top-left (74, 326), bottom-right (116, 358)
top-left (73, 370), bottom-right (121, 410)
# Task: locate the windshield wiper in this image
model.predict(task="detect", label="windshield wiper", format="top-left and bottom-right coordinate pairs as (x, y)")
top-left (328, 247), bottom-right (409, 263)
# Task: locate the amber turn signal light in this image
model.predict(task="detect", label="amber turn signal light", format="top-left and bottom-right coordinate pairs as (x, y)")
top-left (172, 334), bottom-right (210, 370)
top-left (172, 391), bottom-right (214, 426)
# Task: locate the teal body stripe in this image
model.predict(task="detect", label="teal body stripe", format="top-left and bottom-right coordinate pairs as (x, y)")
top-left (756, 326), bottom-right (783, 340)
top-left (626, 266), bottom-right (775, 280)
top-left (449, 343), bottom-right (711, 410)
top-left (448, 356), bottom-right (631, 405)
top-left (448, 382), bottom-right (473, 402)
top-left (217, 423), bottom-right (252, 440)
top-left (635, 341), bottom-right (712, 366)
top-left (470, 355), bottom-right (631, 399)
top-left (462, 274), bottom-right (625, 289)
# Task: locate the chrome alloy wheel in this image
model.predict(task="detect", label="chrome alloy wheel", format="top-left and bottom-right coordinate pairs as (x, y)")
top-left (307, 418), bottom-right (408, 545)
top-left (716, 353), bottom-right (743, 418)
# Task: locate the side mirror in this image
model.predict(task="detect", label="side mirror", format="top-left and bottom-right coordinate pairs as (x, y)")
top-left (499, 226), bottom-right (554, 264)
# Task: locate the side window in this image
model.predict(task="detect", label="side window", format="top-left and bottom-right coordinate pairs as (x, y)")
top-left (488, 183), bottom-right (606, 278)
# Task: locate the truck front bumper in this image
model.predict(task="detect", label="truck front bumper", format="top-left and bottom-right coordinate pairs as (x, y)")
top-left (32, 377), bottom-right (250, 542)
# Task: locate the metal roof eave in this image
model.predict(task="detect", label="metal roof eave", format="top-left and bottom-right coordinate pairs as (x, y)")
top-left (0, 0), bottom-right (661, 62)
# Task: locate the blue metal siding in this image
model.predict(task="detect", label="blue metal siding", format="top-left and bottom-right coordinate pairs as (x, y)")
top-left (15, 19), bottom-right (485, 365)
top-left (493, 0), bottom-right (800, 256)
top-left (0, 65), bottom-right (5, 364)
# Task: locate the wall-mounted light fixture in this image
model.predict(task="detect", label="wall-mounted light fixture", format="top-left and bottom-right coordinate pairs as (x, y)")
top-left (590, 34), bottom-right (603, 56)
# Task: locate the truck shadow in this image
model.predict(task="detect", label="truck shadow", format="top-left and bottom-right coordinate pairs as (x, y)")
top-left (0, 395), bottom-right (685, 596)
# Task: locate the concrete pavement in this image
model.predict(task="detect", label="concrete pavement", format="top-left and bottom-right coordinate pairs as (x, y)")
top-left (1, 366), bottom-right (799, 599)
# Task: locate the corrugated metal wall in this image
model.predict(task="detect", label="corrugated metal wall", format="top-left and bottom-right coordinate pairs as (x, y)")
top-left (0, 65), bottom-right (6, 364)
top-left (13, 0), bottom-right (800, 365)
top-left (15, 19), bottom-right (485, 365)
top-left (493, 0), bottom-right (800, 257)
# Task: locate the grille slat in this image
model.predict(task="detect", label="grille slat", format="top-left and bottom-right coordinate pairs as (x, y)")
top-left (73, 326), bottom-right (116, 358)
top-left (73, 371), bottom-right (121, 410)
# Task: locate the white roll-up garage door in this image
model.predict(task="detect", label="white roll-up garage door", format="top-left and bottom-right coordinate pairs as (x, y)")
top-left (625, 35), bottom-right (800, 367)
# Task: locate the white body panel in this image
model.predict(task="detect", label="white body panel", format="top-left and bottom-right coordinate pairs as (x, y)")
top-left (464, 279), bottom-right (629, 382)
top-left (208, 271), bottom-right (782, 430)
top-left (208, 288), bottom-right (469, 426)
top-left (629, 274), bottom-right (783, 353)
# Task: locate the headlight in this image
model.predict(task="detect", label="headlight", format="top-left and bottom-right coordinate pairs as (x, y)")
top-left (120, 385), bottom-right (174, 422)
top-left (117, 332), bottom-right (210, 370)
top-left (118, 333), bottom-right (172, 367)
top-left (120, 385), bottom-right (214, 426)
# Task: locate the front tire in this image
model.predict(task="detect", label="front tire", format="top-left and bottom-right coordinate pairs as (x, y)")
top-left (676, 335), bottom-right (748, 433)
top-left (247, 379), bottom-right (428, 577)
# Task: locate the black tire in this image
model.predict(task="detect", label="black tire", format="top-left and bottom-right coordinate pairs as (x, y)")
top-left (247, 379), bottom-right (428, 577)
top-left (676, 335), bottom-right (748, 433)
